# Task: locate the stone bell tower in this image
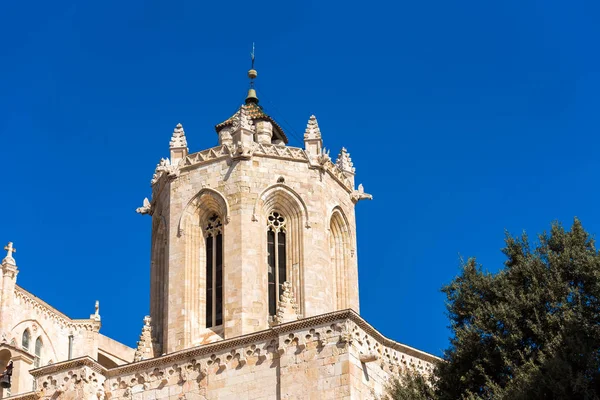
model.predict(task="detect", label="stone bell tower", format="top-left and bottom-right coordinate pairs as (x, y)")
top-left (137, 60), bottom-right (372, 355)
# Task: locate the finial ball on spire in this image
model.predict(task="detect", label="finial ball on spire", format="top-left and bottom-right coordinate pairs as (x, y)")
top-left (248, 69), bottom-right (258, 79)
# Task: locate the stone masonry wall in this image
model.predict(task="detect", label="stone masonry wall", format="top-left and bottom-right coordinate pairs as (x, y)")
top-left (14, 310), bottom-right (438, 400)
top-left (0, 285), bottom-right (101, 396)
top-left (150, 145), bottom-right (365, 353)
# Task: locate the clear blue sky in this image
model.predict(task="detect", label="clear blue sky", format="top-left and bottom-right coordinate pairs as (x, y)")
top-left (1, 1), bottom-right (598, 357)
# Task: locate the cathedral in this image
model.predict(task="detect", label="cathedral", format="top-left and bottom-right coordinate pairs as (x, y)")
top-left (0, 63), bottom-right (437, 399)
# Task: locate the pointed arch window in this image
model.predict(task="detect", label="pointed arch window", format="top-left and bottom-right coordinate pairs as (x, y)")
top-left (267, 211), bottom-right (287, 316)
top-left (205, 214), bottom-right (223, 328)
top-left (22, 329), bottom-right (30, 352)
top-left (34, 337), bottom-right (42, 367)
top-left (330, 210), bottom-right (351, 309)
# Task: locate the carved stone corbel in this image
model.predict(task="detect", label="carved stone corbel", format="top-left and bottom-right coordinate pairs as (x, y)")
top-left (136, 198), bottom-right (153, 215)
top-left (359, 352), bottom-right (379, 363)
top-left (351, 183), bottom-right (373, 203)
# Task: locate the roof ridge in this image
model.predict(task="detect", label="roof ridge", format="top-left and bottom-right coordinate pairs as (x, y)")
top-left (215, 103), bottom-right (288, 144)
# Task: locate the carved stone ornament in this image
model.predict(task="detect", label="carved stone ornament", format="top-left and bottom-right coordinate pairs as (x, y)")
top-left (15, 287), bottom-right (98, 332)
top-left (337, 321), bottom-right (355, 347)
top-left (316, 147), bottom-right (331, 166)
top-left (37, 365), bottom-right (106, 400)
top-left (2, 242), bottom-right (16, 266)
top-left (136, 198), bottom-right (152, 215)
top-left (359, 352), bottom-right (379, 363)
top-left (303, 115), bottom-right (321, 140)
top-left (351, 183), bottom-right (373, 203)
top-left (150, 157), bottom-right (180, 186)
top-left (335, 147), bottom-right (355, 174)
top-left (273, 281), bottom-right (300, 325)
top-left (134, 316), bottom-right (157, 362)
top-left (228, 141), bottom-right (256, 161)
top-left (231, 106), bottom-right (255, 133)
top-left (90, 300), bottom-right (101, 322)
top-left (169, 123), bottom-right (188, 149)
top-left (219, 127), bottom-right (233, 146)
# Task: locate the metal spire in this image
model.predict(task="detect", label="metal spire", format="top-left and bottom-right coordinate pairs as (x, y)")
top-left (246, 43), bottom-right (259, 104)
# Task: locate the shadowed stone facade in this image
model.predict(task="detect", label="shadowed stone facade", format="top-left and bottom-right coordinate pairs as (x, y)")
top-left (2, 68), bottom-right (437, 399)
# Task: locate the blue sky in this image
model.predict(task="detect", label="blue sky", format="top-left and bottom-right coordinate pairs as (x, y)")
top-left (1, 0), bottom-right (599, 357)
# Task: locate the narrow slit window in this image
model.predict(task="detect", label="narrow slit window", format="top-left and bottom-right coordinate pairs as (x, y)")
top-left (267, 212), bottom-right (287, 316)
top-left (205, 215), bottom-right (223, 328)
top-left (34, 337), bottom-right (42, 367)
top-left (267, 230), bottom-right (276, 316)
top-left (22, 329), bottom-right (30, 352)
top-left (68, 335), bottom-right (74, 360)
top-left (215, 231), bottom-right (223, 326)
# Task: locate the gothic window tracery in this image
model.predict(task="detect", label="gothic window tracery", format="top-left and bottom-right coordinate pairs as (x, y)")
top-left (267, 211), bottom-right (287, 316)
top-left (205, 214), bottom-right (223, 328)
top-left (22, 329), bottom-right (30, 352)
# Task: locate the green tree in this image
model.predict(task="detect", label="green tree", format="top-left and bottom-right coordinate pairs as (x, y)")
top-left (385, 368), bottom-right (436, 400)
top-left (387, 219), bottom-right (600, 399)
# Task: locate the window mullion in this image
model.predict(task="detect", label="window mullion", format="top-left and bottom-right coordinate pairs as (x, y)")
top-left (274, 229), bottom-right (279, 308)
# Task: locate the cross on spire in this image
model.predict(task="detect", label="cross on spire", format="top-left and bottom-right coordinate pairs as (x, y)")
top-left (4, 242), bottom-right (15, 259)
top-left (91, 300), bottom-right (101, 321)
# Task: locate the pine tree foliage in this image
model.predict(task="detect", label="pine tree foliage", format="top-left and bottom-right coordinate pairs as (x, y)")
top-left (435, 218), bottom-right (600, 399)
top-left (382, 368), bottom-right (436, 400)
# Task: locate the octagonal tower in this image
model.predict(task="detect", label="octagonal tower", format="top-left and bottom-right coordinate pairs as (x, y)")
top-left (138, 65), bottom-right (372, 354)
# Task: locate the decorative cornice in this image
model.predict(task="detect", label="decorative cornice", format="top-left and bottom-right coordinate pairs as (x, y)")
top-left (181, 144), bottom-right (354, 193)
top-left (14, 286), bottom-right (100, 332)
top-left (2, 391), bottom-right (38, 400)
top-left (150, 158), bottom-right (180, 186)
top-left (30, 356), bottom-right (107, 377)
top-left (0, 343), bottom-right (34, 363)
top-left (99, 309), bottom-right (439, 377)
top-left (21, 310), bottom-right (439, 398)
top-left (322, 159), bottom-right (354, 192)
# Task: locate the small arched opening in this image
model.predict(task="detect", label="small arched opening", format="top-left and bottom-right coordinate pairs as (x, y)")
top-left (34, 337), bottom-right (42, 368)
top-left (21, 330), bottom-right (30, 353)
